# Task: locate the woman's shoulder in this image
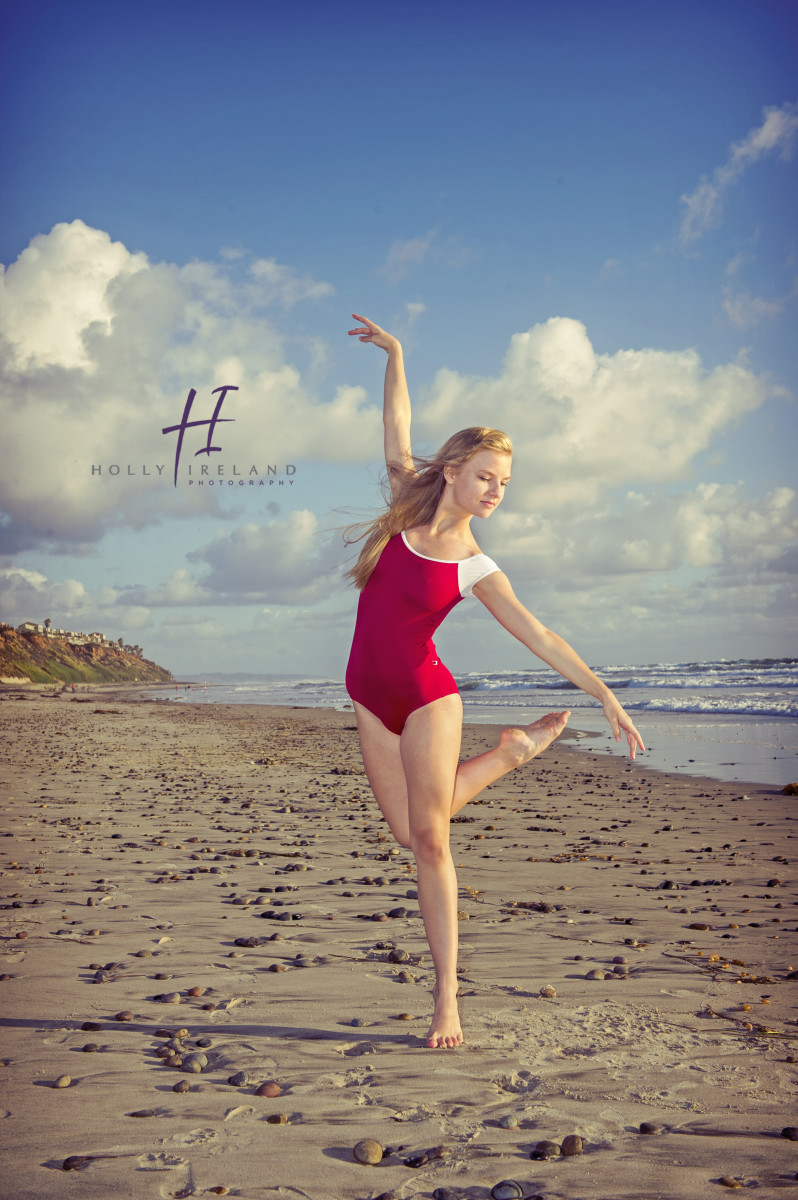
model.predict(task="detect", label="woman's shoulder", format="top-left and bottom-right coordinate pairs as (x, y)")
top-left (404, 525), bottom-right (485, 562)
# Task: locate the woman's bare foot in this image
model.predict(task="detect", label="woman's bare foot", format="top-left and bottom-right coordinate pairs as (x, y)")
top-left (427, 983), bottom-right (463, 1049)
top-left (495, 710), bottom-right (570, 770)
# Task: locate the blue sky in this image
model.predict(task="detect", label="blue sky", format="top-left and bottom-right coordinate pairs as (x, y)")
top-left (1, 0), bottom-right (796, 677)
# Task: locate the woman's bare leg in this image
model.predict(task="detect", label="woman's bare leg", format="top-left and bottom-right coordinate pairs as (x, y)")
top-left (450, 710), bottom-right (570, 815)
top-left (352, 703), bottom-right (571, 843)
top-left (400, 694), bottom-right (463, 1048)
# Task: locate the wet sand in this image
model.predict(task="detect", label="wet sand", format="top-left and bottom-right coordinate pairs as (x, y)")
top-left (1, 691), bottom-right (796, 1199)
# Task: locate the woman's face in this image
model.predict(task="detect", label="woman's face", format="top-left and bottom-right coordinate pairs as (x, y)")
top-left (446, 449), bottom-right (512, 518)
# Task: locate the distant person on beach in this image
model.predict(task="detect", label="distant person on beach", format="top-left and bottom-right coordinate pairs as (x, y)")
top-left (344, 315), bottom-right (645, 1050)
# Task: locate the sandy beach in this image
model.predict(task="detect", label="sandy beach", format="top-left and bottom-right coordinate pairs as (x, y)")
top-left (1, 688), bottom-right (796, 1199)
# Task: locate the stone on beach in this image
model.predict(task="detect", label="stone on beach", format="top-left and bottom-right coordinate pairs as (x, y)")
top-left (352, 1138), bottom-right (383, 1164)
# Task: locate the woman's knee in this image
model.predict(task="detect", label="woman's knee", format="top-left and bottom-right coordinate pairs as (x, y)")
top-left (409, 825), bottom-right (450, 863)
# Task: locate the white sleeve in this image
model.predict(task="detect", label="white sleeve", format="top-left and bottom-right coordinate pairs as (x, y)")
top-left (458, 554), bottom-right (501, 598)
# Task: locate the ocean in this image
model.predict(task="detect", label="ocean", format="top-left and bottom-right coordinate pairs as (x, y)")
top-left (154, 658), bottom-right (797, 788)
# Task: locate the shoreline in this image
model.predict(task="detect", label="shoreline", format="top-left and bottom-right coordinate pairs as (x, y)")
top-left (2, 677), bottom-right (788, 792)
top-left (1, 696), bottom-right (795, 1198)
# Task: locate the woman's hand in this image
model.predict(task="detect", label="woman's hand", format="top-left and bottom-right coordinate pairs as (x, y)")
top-left (602, 692), bottom-right (645, 759)
top-left (349, 313), bottom-right (400, 355)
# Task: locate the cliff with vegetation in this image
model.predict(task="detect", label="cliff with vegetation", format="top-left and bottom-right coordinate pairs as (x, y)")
top-left (0, 626), bottom-right (172, 684)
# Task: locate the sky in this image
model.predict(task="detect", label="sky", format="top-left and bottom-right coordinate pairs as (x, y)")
top-left (0, 0), bottom-right (796, 679)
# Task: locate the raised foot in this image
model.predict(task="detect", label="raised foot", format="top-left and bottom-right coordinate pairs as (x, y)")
top-left (498, 710), bottom-right (570, 769)
top-left (427, 985), bottom-right (463, 1049)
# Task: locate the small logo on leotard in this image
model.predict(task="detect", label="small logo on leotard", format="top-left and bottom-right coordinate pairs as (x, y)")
top-left (431, 660), bottom-right (438, 666)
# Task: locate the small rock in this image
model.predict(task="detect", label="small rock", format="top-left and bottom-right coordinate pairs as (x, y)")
top-left (404, 1152), bottom-right (429, 1167)
top-left (387, 948), bottom-right (409, 963)
top-left (433, 1189), bottom-right (459, 1200)
top-left (53, 1075), bottom-right (72, 1088)
top-left (782, 1127), bottom-right (798, 1140)
top-left (431, 1144), bottom-right (453, 1159)
top-left (530, 1139), bottom-right (560, 1159)
top-left (353, 1137), bottom-right (383, 1164)
top-left (585, 969), bottom-right (606, 980)
top-left (539, 985), bottom-right (556, 998)
top-left (161, 992), bottom-right (181, 1004)
top-left (718, 1177), bottom-right (742, 1189)
top-left (127, 1108), bottom-right (156, 1117)
top-left (491, 1183), bottom-right (524, 1200)
top-left (499, 1114), bottom-right (519, 1129)
top-left (265, 1112), bottom-right (288, 1124)
top-left (62, 1156), bottom-right (93, 1170)
top-left (173, 1080), bottom-right (190, 1093)
top-left (639, 1121), bottom-right (662, 1134)
top-left (195, 1037), bottom-right (212, 1048)
top-left (561, 1133), bottom-right (583, 1155)
top-left (81, 1022), bottom-right (101, 1031)
top-left (227, 1071), bottom-right (248, 1086)
top-left (81, 1043), bottom-right (99, 1053)
top-left (114, 1011), bottom-right (133, 1022)
top-left (255, 1081), bottom-right (282, 1097)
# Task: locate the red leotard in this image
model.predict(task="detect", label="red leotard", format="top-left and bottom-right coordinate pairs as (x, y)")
top-left (346, 532), bottom-right (501, 734)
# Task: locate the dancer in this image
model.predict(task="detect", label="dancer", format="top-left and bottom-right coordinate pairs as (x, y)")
top-left (344, 315), bottom-right (644, 1049)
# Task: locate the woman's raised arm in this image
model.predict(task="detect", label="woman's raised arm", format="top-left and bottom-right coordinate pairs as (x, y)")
top-left (474, 571), bottom-right (646, 758)
top-left (349, 314), bottom-right (414, 499)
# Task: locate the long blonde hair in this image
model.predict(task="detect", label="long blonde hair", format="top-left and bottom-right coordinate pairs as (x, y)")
top-left (345, 426), bottom-right (512, 590)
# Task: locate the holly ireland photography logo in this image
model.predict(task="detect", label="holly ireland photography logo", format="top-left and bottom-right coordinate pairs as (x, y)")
top-left (90, 386), bottom-right (296, 487)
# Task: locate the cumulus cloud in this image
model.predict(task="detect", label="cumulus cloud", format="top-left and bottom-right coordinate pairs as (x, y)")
top-left (679, 101), bottom-right (798, 244)
top-left (487, 483), bottom-right (798, 584)
top-left (416, 316), bottom-right (769, 512)
top-left (112, 510), bottom-right (344, 607)
top-left (0, 221), bottom-right (379, 552)
top-left (0, 566), bottom-right (93, 621)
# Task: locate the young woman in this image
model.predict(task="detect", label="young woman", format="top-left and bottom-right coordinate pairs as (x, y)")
top-left (345, 314), bottom-right (644, 1049)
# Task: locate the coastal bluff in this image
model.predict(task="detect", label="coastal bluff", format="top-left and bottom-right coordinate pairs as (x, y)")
top-left (0, 624), bottom-right (171, 684)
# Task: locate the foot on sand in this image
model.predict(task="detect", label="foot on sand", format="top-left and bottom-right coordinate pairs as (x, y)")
top-left (496, 710), bottom-right (570, 770)
top-left (427, 984), bottom-right (463, 1049)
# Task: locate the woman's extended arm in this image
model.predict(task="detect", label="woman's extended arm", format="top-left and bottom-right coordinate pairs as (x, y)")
top-left (474, 571), bottom-right (645, 758)
top-left (349, 314), bottom-right (414, 499)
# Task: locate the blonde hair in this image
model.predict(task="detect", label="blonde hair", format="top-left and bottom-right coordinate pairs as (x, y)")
top-left (345, 426), bottom-right (512, 590)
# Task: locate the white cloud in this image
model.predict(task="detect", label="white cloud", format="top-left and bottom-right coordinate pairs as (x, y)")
top-left (110, 511), bottom-right (344, 607)
top-left (417, 316), bottom-right (769, 512)
top-left (248, 258), bottom-right (335, 307)
top-left (0, 565), bottom-right (92, 620)
top-left (679, 101), bottom-right (798, 244)
top-left (722, 277), bottom-right (798, 328)
top-left (0, 221), bottom-right (148, 371)
top-left (0, 221), bottom-right (379, 551)
top-left (381, 229), bottom-right (438, 284)
top-left (487, 484), bottom-right (797, 584)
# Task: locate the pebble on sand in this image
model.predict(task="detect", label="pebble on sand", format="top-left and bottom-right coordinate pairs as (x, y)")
top-left (265, 1112), bottom-right (288, 1124)
top-left (353, 1138), bottom-right (383, 1164)
top-left (491, 1182), bottom-right (524, 1200)
top-left (173, 1080), bottom-right (190, 1093)
top-left (561, 1133), bottom-right (583, 1155)
top-left (433, 1189), bottom-right (459, 1200)
top-left (498, 1114), bottom-right (519, 1129)
top-left (227, 1071), bottom-right (248, 1086)
top-left (255, 1082), bottom-right (282, 1097)
top-left (114, 1011), bottom-right (133, 1022)
top-left (531, 1139), bottom-right (561, 1159)
top-left (782, 1127), bottom-right (798, 1140)
top-left (539, 984), bottom-right (557, 998)
top-left (718, 1177), bottom-right (743, 1189)
top-left (53, 1075), bottom-right (72, 1088)
top-left (639, 1121), bottom-right (663, 1134)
